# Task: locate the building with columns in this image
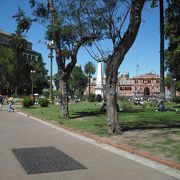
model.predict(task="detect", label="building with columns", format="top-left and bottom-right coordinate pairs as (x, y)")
top-left (117, 72), bottom-right (160, 97)
top-left (84, 71), bottom-right (161, 98)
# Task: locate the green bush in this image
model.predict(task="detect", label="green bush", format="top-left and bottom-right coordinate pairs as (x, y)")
top-left (120, 100), bottom-right (132, 110)
top-left (22, 97), bottom-right (32, 108)
top-left (39, 98), bottom-right (49, 107)
top-left (175, 96), bottom-right (180, 103)
top-left (89, 94), bottom-right (96, 102)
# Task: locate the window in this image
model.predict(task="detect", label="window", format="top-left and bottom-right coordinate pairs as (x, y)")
top-left (147, 80), bottom-right (151, 84)
top-left (135, 80), bottom-right (138, 84)
top-left (156, 80), bottom-right (160, 84)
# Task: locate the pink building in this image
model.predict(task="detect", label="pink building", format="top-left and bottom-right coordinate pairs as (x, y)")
top-left (85, 72), bottom-right (161, 98)
top-left (117, 72), bottom-right (160, 97)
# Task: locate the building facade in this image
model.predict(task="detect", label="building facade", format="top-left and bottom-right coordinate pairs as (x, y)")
top-left (117, 72), bottom-right (160, 97)
top-left (0, 30), bottom-right (42, 61)
top-left (85, 72), bottom-right (161, 98)
top-left (0, 30), bottom-right (43, 95)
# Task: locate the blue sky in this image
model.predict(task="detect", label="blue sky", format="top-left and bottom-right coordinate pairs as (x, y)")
top-left (0, 1), bottom-right (166, 78)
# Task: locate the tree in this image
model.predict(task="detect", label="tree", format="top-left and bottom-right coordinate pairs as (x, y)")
top-left (165, 0), bottom-right (180, 81)
top-left (32, 57), bottom-right (49, 95)
top-left (15, 0), bottom-right (145, 133)
top-left (151, 0), bottom-right (165, 98)
top-left (16, 0), bottom-right (103, 118)
top-left (159, 0), bottom-right (165, 98)
top-left (151, 0), bottom-right (169, 99)
top-left (11, 8), bottom-right (49, 96)
top-left (88, 1), bottom-right (145, 134)
top-left (0, 45), bottom-right (15, 95)
top-left (84, 61), bottom-right (96, 99)
top-left (10, 30), bottom-right (27, 96)
top-left (69, 66), bottom-right (88, 98)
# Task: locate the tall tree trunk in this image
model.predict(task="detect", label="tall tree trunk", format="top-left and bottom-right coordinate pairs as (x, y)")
top-left (60, 77), bottom-right (69, 119)
top-left (106, 62), bottom-right (121, 134)
top-left (15, 55), bottom-right (19, 96)
top-left (58, 66), bottom-right (69, 118)
top-left (159, 0), bottom-right (165, 98)
top-left (105, 1), bottom-right (145, 134)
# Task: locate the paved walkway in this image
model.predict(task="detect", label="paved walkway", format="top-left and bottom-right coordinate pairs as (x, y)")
top-left (0, 111), bottom-right (179, 180)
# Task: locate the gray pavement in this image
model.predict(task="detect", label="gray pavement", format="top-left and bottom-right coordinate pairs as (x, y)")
top-left (0, 110), bottom-right (179, 180)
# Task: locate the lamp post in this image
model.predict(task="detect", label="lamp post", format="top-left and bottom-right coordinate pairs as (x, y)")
top-left (47, 40), bottom-right (54, 101)
top-left (30, 70), bottom-right (35, 95)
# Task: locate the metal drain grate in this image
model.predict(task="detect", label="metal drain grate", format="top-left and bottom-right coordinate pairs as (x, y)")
top-left (12, 146), bottom-right (86, 174)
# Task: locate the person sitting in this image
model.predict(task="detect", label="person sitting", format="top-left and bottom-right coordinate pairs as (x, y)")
top-left (157, 101), bottom-right (166, 111)
top-left (100, 103), bottom-right (107, 112)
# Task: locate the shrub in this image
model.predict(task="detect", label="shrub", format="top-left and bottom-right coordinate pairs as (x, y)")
top-left (22, 97), bottom-right (32, 108)
top-left (96, 94), bottom-right (102, 102)
top-left (120, 100), bottom-right (132, 110)
top-left (175, 96), bottom-right (180, 103)
top-left (89, 94), bottom-right (96, 102)
top-left (39, 98), bottom-right (49, 107)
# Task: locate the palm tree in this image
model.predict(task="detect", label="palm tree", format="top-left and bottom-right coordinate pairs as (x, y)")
top-left (10, 30), bottom-right (27, 96)
top-left (84, 61), bottom-right (96, 99)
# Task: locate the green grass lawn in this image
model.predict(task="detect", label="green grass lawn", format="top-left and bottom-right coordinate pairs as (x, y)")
top-left (18, 101), bottom-right (180, 162)
top-left (19, 101), bottom-right (180, 135)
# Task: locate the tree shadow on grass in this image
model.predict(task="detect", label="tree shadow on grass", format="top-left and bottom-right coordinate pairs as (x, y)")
top-left (69, 110), bottom-right (104, 119)
top-left (29, 106), bottom-right (38, 109)
top-left (119, 109), bottom-right (146, 113)
top-left (121, 123), bottom-right (180, 132)
top-left (70, 108), bottom-right (145, 119)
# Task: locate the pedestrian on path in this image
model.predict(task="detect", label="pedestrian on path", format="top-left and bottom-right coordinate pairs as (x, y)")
top-left (7, 96), bottom-right (14, 112)
top-left (0, 94), bottom-right (3, 111)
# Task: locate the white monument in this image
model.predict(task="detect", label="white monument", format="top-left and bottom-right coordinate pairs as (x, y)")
top-left (95, 55), bottom-right (104, 97)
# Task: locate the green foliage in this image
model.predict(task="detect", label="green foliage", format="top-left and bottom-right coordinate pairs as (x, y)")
top-left (69, 66), bottom-right (88, 98)
top-left (175, 96), bottom-right (180, 103)
top-left (119, 100), bottom-right (132, 110)
top-left (22, 96), bottom-right (32, 108)
top-left (0, 36), bottom-right (48, 96)
top-left (12, 7), bottom-right (32, 33)
top-left (0, 45), bottom-right (15, 94)
top-left (165, 0), bottom-right (180, 81)
top-left (84, 61), bottom-right (96, 98)
top-left (39, 98), bottom-right (49, 107)
top-left (84, 61), bottom-right (96, 77)
top-left (89, 94), bottom-right (96, 102)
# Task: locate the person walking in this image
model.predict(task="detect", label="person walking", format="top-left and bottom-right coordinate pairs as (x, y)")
top-left (8, 96), bottom-right (14, 112)
top-left (0, 94), bottom-right (3, 111)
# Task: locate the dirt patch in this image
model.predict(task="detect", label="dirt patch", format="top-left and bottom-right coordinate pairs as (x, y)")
top-left (109, 128), bottom-right (180, 163)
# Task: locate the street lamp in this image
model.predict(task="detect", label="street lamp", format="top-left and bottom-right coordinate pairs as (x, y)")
top-left (30, 70), bottom-right (35, 95)
top-left (47, 40), bottom-right (55, 101)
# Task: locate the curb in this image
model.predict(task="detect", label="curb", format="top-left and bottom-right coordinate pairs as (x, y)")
top-left (17, 111), bottom-right (180, 170)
